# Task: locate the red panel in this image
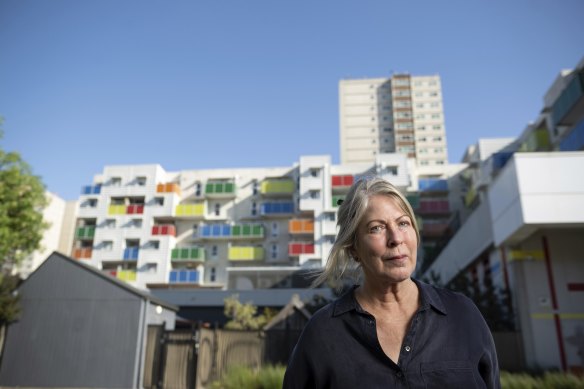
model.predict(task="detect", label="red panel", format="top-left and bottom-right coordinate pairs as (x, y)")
top-left (343, 175), bottom-right (354, 186)
top-left (332, 176), bottom-right (342, 186)
top-left (568, 283), bottom-right (584, 292)
top-left (304, 244), bottom-right (315, 254)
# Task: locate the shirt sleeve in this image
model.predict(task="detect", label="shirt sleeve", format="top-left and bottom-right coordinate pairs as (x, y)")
top-left (478, 324), bottom-right (501, 389)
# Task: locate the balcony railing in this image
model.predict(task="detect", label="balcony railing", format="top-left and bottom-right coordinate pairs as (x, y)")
top-left (289, 219), bottom-right (314, 234)
top-left (75, 226), bottom-right (96, 239)
top-left (171, 247), bottom-right (205, 261)
top-left (520, 128), bottom-right (550, 152)
top-left (418, 179), bottom-right (448, 192)
top-left (81, 184), bottom-right (101, 195)
top-left (117, 270), bottom-right (137, 282)
top-left (552, 71), bottom-right (584, 127)
top-left (418, 200), bottom-right (449, 214)
top-left (169, 269), bottom-right (199, 284)
top-left (508, 250), bottom-right (544, 262)
top-left (72, 248), bottom-right (92, 259)
top-left (156, 183), bottom-right (181, 196)
top-left (108, 204), bottom-right (144, 215)
top-left (205, 181), bottom-right (236, 197)
top-left (260, 202), bottom-right (294, 216)
top-left (123, 247), bottom-right (139, 260)
top-left (288, 242), bottom-right (315, 256)
top-left (332, 195), bottom-right (345, 208)
top-left (199, 224), bottom-right (264, 239)
top-left (152, 224), bottom-right (176, 236)
top-left (331, 175), bottom-right (354, 188)
top-left (228, 246), bottom-right (264, 261)
top-left (406, 194), bottom-right (420, 209)
top-left (175, 203), bottom-right (205, 217)
top-left (260, 179), bottom-right (295, 195)
top-left (560, 118), bottom-right (584, 151)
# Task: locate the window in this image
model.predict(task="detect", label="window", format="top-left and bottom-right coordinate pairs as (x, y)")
top-left (145, 263), bottom-right (157, 273)
top-left (386, 166), bottom-right (398, 175)
top-left (110, 177), bottom-right (122, 186)
top-left (195, 182), bottom-right (202, 197)
top-left (214, 203), bottom-right (220, 216)
top-left (430, 102), bottom-right (440, 108)
top-left (210, 267), bottom-right (216, 282)
top-left (129, 219), bottom-right (142, 228)
top-left (126, 239), bottom-right (140, 248)
top-left (192, 224), bottom-right (198, 236)
top-left (310, 168), bottom-right (320, 178)
top-left (431, 114), bottom-right (440, 119)
top-left (111, 197), bottom-right (125, 205)
top-left (310, 190), bottom-right (320, 199)
top-left (104, 219), bottom-right (116, 229)
top-left (145, 240), bottom-right (160, 250)
top-left (383, 127), bottom-right (392, 132)
top-left (421, 161), bottom-right (429, 166)
top-left (83, 199), bottom-right (98, 208)
top-left (433, 136), bottom-right (443, 142)
top-left (251, 202), bottom-right (257, 216)
top-left (437, 160), bottom-right (445, 165)
top-left (102, 241), bottom-right (113, 251)
top-left (136, 176), bottom-right (147, 186)
top-left (211, 245), bottom-right (218, 257)
top-left (272, 222), bottom-right (279, 237)
top-left (271, 244), bottom-right (278, 259)
top-left (252, 181), bottom-right (259, 195)
top-left (432, 125), bottom-right (442, 130)
top-left (415, 114), bottom-right (425, 120)
top-left (416, 103), bottom-right (424, 108)
top-left (153, 197), bottom-right (164, 206)
top-left (430, 92), bottom-right (438, 97)
top-left (417, 126), bottom-right (426, 131)
top-left (323, 212), bottom-right (335, 221)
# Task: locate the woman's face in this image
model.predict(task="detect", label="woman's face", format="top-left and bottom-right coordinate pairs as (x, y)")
top-left (352, 194), bottom-right (418, 285)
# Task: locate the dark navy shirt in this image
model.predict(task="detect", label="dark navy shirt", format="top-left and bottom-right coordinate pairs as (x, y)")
top-left (283, 279), bottom-right (500, 389)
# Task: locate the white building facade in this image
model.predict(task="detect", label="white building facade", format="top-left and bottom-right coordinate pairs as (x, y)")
top-left (339, 74), bottom-right (448, 167)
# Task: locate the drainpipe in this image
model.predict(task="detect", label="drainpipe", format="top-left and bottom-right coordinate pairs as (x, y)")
top-left (542, 235), bottom-right (568, 371)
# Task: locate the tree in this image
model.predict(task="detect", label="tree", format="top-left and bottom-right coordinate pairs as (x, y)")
top-left (223, 295), bottom-right (277, 330)
top-left (0, 118), bottom-right (49, 324)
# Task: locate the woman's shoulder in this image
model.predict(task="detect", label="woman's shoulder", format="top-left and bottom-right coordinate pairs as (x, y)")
top-left (416, 279), bottom-right (480, 312)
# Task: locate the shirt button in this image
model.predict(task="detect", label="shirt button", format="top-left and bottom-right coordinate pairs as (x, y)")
top-left (396, 371), bottom-right (403, 378)
top-left (405, 346), bottom-right (411, 352)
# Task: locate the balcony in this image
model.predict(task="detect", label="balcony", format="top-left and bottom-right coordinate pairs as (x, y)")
top-left (288, 242), bottom-right (315, 256)
top-left (72, 248), bottom-right (92, 259)
top-left (231, 224), bottom-right (264, 239)
top-left (508, 250), bottom-right (544, 262)
top-left (420, 222), bottom-right (449, 237)
top-left (331, 175), bottom-right (354, 188)
top-left (332, 195), bottom-right (345, 208)
top-left (123, 247), bottom-right (139, 260)
top-left (418, 200), bottom-right (449, 214)
top-left (171, 247), bottom-right (205, 262)
top-left (75, 226), bottom-right (96, 239)
top-left (117, 270), bottom-right (137, 282)
top-left (205, 181), bottom-right (236, 198)
top-left (260, 179), bottom-right (295, 196)
top-left (152, 224), bottom-right (176, 236)
top-left (552, 71), bottom-right (584, 127)
top-left (199, 224), bottom-right (264, 239)
top-left (156, 183), bottom-right (181, 196)
top-left (228, 246), bottom-right (264, 261)
top-left (260, 202), bottom-right (294, 216)
top-left (107, 204), bottom-right (144, 215)
top-left (169, 269), bottom-right (199, 284)
top-left (418, 179), bottom-right (448, 192)
top-left (175, 203), bottom-right (205, 218)
top-left (289, 219), bottom-right (314, 234)
top-left (127, 204), bottom-right (144, 214)
top-left (81, 184), bottom-right (101, 195)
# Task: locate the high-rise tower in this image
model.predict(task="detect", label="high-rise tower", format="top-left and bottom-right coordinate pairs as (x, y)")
top-left (339, 74), bottom-right (448, 166)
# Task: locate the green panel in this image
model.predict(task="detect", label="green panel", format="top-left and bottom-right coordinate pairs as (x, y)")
top-left (171, 249), bottom-right (179, 259)
top-left (232, 225), bottom-right (241, 236)
top-left (225, 182), bottom-right (235, 193)
top-left (205, 183), bottom-right (214, 194)
top-left (242, 224), bottom-right (251, 236)
top-left (252, 225), bottom-right (262, 236)
top-left (332, 195), bottom-right (345, 208)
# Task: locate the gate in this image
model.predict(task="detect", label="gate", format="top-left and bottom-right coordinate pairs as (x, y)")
top-left (144, 325), bottom-right (198, 389)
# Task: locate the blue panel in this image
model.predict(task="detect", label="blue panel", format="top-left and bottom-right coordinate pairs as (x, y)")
top-left (560, 118), bottom-right (584, 151)
top-left (123, 248), bottom-right (139, 260)
top-left (188, 271), bottom-right (197, 282)
top-left (169, 271), bottom-right (178, 283)
top-left (283, 203), bottom-right (294, 213)
top-left (222, 225), bottom-right (231, 236)
top-left (178, 270), bottom-right (187, 282)
top-left (81, 186), bottom-right (90, 195)
top-left (492, 152), bottom-right (514, 170)
top-left (211, 224), bottom-right (221, 236)
top-left (419, 179), bottom-right (448, 192)
top-left (200, 225), bottom-right (211, 237)
top-left (92, 185), bottom-right (102, 194)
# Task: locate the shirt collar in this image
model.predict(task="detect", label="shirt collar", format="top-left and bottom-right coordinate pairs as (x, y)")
top-left (332, 278), bottom-right (447, 317)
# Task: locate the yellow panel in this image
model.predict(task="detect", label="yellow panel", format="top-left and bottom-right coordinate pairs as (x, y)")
top-left (508, 250), bottom-right (545, 261)
top-left (176, 203), bottom-right (205, 216)
top-left (229, 247), bottom-right (264, 260)
top-left (108, 205), bottom-right (126, 215)
top-left (117, 270), bottom-right (136, 281)
top-left (261, 179), bottom-right (294, 194)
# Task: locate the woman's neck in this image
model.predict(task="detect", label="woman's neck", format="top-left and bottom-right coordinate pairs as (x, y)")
top-left (356, 278), bottom-right (419, 313)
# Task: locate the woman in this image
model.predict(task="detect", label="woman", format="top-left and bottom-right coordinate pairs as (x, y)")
top-left (283, 177), bottom-right (500, 388)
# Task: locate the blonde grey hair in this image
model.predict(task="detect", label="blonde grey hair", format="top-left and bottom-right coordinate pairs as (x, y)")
top-left (312, 176), bottom-right (419, 290)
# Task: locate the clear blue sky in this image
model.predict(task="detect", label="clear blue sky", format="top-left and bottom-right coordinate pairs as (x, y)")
top-left (1, 0), bottom-right (583, 200)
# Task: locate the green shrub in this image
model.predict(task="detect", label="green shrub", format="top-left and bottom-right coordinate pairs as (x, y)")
top-left (501, 371), bottom-right (584, 389)
top-left (211, 364), bottom-right (286, 389)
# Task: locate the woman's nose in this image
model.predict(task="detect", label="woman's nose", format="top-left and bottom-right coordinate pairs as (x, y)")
top-left (386, 226), bottom-right (403, 247)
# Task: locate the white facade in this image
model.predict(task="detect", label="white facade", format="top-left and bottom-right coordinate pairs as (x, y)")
top-left (339, 74), bottom-right (448, 167)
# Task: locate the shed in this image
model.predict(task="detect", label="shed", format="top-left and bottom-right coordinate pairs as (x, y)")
top-left (0, 251), bottom-right (178, 389)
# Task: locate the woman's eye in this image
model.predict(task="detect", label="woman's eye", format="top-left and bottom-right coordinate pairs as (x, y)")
top-left (370, 225), bottom-right (385, 233)
top-left (398, 221), bottom-right (410, 228)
